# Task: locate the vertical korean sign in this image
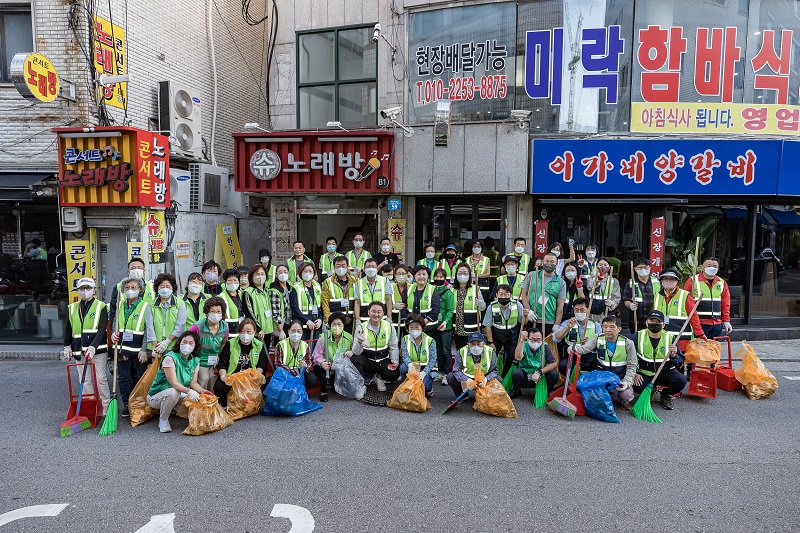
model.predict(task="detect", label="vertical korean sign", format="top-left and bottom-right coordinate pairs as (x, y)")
top-left (137, 130), bottom-right (170, 208)
top-left (215, 224), bottom-right (243, 269)
top-left (94, 15), bottom-right (127, 109)
top-left (534, 220), bottom-right (549, 258)
top-left (65, 230), bottom-right (98, 303)
top-left (650, 217), bottom-right (665, 275)
top-left (141, 210), bottom-right (167, 264)
top-left (389, 219), bottom-right (406, 262)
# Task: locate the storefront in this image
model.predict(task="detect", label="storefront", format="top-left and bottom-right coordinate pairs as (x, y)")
top-left (530, 138), bottom-right (800, 324)
top-left (415, 197), bottom-right (507, 257)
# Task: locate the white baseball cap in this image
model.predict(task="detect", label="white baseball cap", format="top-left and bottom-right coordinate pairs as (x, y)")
top-left (76, 278), bottom-right (96, 289)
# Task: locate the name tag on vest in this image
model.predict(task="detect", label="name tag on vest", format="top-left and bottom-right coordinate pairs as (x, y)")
top-left (122, 331), bottom-right (134, 342)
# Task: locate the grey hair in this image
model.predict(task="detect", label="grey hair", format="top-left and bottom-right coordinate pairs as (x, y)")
top-left (120, 277), bottom-right (145, 294)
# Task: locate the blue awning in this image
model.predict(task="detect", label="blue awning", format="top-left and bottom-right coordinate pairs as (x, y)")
top-left (766, 208), bottom-right (800, 227)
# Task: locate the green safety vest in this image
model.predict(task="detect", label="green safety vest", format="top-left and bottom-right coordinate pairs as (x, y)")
top-left (68, 299), bottom-right (107, 357)
top-left (277, 337), bottom-right (309, 369)
top-left (439, 259), bottom-right (459, 282)
top-left (226, 338), bottom-right (264, 375)
top-left (195, 318), bottom-right (229, 367)
top-left (220, 290), bottom-right (242, 338)
top-left (489, 302), bottom-right (520, 330)
top-left (453, 284), bottom-right (480, 330)
top-left (459, 344), bottom-right (493, 378)
top-left (264, 264), bottom-right (277, 284)
top-left (293, 281), bottom-right (322, 317)
top-left (245, 286), bottom-right (273, 335)
top-left (319, 253), bottom-right (338, 276)
top-left (470, 256), bottom-right (490, 290)
top-left (596, 335), bottom-right (628, 377)
top-left (391, 282), bottom-right (408, 327)
top-left (346, 249), bottom-right (371, 271)
top-left (118, 279), bottom-right (155, 303)
top-left (35, 246), bottom-right (48, 260)
top-left (325, 276), bottom-right (355, 317)
top-left (405, 333), bottom-right (433, 365)
top-left (149, 353), bottom-right (199, 396)
top-left (636, 329), bottom-right (675, 376)
top-left (360, 320), bottom-right (392, 359)
top-left (496, 275), bottom-right (523, 300)
top-left (690, 275), bottom-right (725, 320)
top-left (407, 284), bottom-right (437, 326)
top-left (416, 258), bottom-right (440, 272)
top-left (519, 342), bottom-right (544, 374)
top-left (321, 331), bottom-right (353, 364)
top-left (629, 278), bottom-right (660, 303)
top-left (527, 271), bottom-right (563, 323)
top-left (357, 277), bottom-right (390, 319)
top-left (515, 253), bottom-right (531, 276)
top-left (653, 289), bottom-right (692, 341)
top-left (117, 299), bottom-right (149, 356)
top-left (287, 256), bottom-right (311, 282)
top-left (150, 297), bottom-right (181, 351)
top-left (182, 293), bottom-right (209, 328)
top-left (566, 320), bottom-right (598, 345)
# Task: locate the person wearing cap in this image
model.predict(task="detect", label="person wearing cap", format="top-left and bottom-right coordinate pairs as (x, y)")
top-left (571, 316), bottom-right (637, 409)
top-left (318, 237), bottom-right (340, 282)
top-left (63, 277), bottom-right (111, 415)
top-left (511, 237), bottom-right (532, 277)
top-left (483, 284), bottom-right (524, 378)
top-left (509, 324), bottom-right (558, 399)
top-left (353, 257), bottom-right (394, 323)
top-left (552, 297), bottom-right (601, 375)
top-left (633, 310), bottom-right (686, 410)
top-left (288, 241), bottom-right (312, 282)
top-left (439, 244), bottom-right (460, 284)
top-left (417, 243), bottom-right (440, 272)
top-left (109, 257), bottom-right (155, 327)
top-left (220, 269), bottom-right (245, 339)
top-left (653, 268), bottom-right (704, 350)
top-left (258, 249), bottom-right (277, 284)
top-left (445, 331), bottom-right (499, 398)
top-left (520, 252), bottom-right (566, 338)
top-left (683, 257), bottom-right (732, 338)
top-left (400, 314), bottom-right (435, 396)
top-left (492, 255), bottom-right (523, 301)
top-left (321, 255), bottom-right (357, 333)
top-left (374, 237), bottom-right (400, 272)
top-left (351, 302), bottom-right (400, 391)
top-left (623, 257), bottom-right (659, 333)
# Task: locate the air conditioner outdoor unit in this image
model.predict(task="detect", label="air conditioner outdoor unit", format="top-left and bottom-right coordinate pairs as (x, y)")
top-left (158, 81), bottom-right (203, 158)
top-left (188, 163), bottom-right (229, 214)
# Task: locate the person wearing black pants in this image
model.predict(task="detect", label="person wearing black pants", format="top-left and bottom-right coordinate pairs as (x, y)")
top-left (482, 284), bottom-right (523, 378)
top-left (350, 302), bottom-right (401, 391)
top-left (213, 320), bottom-right (268, 406)
top-left (632, 310), bottom-right (687, 410)
top-left (508, 324), bottom-right (559, 399)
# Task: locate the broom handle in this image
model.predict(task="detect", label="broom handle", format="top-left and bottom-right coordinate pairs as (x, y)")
top-left (75, 352), bottom-right (91, 413)
top-left (630, 262), bottom-right (638, 332)
top-left (539, 268), bottom-right (545, 334)
top-left (111, 343), bottom-right (118, 395)
top-left (650, 295), bottom-right (703, 383)
top-left (562, 346), bottom-right (574, 399)
top-left (602, 266), bottom-right (613, 320)
top-left (693, 237), bottom-right (701, 277)
top-left (586, 271), bottom-right (599, 318)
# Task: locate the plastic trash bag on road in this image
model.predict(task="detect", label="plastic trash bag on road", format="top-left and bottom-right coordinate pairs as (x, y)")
top-left (472, 367), bottom-right (518, 419)
top-left (129, 357), bottom-right (160, 427)
top-left (332, 354), bottom-right (366, 400)
top-left (387, 365), bottom-right (431, 413)
top-left (577, 371), bottom-right (621, 423)
top-left (182, 393), bottom-right (234, 435)
top-left (734, 341), bottom-right (779, 400)
top-left (684, 338), bottom-right (722, 365)
top-left (262, 367), bottom-right (322, 416)
top-left (225, 368), bottom-right (266, 420)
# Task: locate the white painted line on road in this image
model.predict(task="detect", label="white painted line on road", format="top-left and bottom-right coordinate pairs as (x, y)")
top-left (134, 514), bottom-right (176, 533)
top-left (0, 503), bottom-right (69, 527)
top-left (271, 504), bottom-right (315, 532)
top-left (783, 376), bottom-right (800, 380)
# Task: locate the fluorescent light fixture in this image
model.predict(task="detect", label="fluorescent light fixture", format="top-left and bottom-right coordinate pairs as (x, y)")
top-left (244, 122), bottom-right (272, 132)
top-left (99, 74), bottom-right (130, 85)
top-left (326, 121), bottom-right (349, 131)
top-left (60, 132), bottom-right (123, 139)
top-left (243, 137), bottom-right (303, 143)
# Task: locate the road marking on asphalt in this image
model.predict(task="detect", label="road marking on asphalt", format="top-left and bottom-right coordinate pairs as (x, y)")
top-left (783, 376), bottom-right (800, 380)
top-left (134, 514), bottom-right (176, 533)
top-left (270, 504), bottom-right (315, 532)
top-left (0, 503), bottom-right (68, 527)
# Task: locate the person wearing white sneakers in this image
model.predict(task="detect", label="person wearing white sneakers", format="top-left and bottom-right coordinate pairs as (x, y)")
top-left (351, 302), bottom-right (400, 391)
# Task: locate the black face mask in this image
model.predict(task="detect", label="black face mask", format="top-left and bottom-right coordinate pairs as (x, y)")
top-left (433, 279), bottom-right (445, 286)
top-left (543, 264), bottom-right (556, 273)
top-left (497, 297), bottom-right (511, 306)
top-left (647, 323), bottom-right (663, 333)
top-left (445, 254), bottom-right (455, 260)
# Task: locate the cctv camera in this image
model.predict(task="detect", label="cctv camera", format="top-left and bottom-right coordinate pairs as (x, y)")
top-left (380, 106), bottom-right (402, 120)
top-left (373, 23), bottom-right (381, 43)
top-left (510, 109), bottom-right (532, 120)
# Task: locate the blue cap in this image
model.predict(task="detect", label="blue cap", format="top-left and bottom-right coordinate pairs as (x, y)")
top-left (467, 332), bottom-right (485, 343)
top-left (445, 244), bottom-right (457, 251)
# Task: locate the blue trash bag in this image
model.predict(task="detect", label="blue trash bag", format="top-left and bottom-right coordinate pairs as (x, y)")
top-left (576, 371), bottom-right (621, 423)
top-left (262, 367), bottom-right (323, 417)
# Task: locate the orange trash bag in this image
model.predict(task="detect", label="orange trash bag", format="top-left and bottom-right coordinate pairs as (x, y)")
top-left (182, 393), bottom-right (234, 435)
top-left (472, 367), bottom-right (518, 419)
top-left (734, 341), bottom-right (779, 400)
top-left (684, 338), bottom-right (722, 365)
top-left (225, 368), bottom-right (266, 420)
top-left (387, 364), bottom-right (431, 413)
top-left (128, 356), bottom-right (161, 427)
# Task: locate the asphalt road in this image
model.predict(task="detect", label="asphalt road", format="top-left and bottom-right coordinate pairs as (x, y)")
top-left (1, 359), bottom-right (799, 532)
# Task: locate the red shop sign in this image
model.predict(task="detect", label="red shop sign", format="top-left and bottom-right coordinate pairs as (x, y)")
top-left (233, 130), bottom-right (395, 193)
top-left (649, 217), bottom-right (665, 274)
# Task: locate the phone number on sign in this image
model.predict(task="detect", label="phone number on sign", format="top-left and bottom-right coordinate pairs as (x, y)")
top-left (415, 75), bottom-right (507, 105)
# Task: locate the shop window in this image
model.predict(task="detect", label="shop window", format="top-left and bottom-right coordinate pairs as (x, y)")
top-left (0, 10), bottom-right (33, 83)
top-left (751, 205), bottom-right (800, 318)
top-left (297, 26), bottom-right (377, 129)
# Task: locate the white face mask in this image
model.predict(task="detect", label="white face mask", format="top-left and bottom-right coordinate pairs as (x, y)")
top-left (124, 289), bottom-right (139, 300)
top-left (565, 271), bottom-right (577, 280)
top-left (226, 282), bottom-right (239, 292)
top-left (365, 268), bottom-right (378, 278)
top-left (277, 273), bottom-right (289, 283)
top-left (457, 274), bottom-right (470, 284)
top-left (586, 251), bottom-right (597, 259)
top-left (260, 256), bottom-right (270, 264)
top-left (410, 329), bottom-right (422, 339)
top-left (207, 312), bottom-right (223, 324)
top-left (637, 268), bottom-right (651, 277)
top-left (289, 332), bottom-right (303, 343)
top-left (78, 289), bottom-right (94, 300)
top-left (426, 251), bottom-right (435, 259)
top-left (528, 340), bottom-right (542, 351)
top-left (129, 268), bottom-right (144, 279)
top-left (574, 312), bottom-right (587, 322)
top-left (395, 275), bottom-right (406, 284)
top-left (551, 249), bottom-right (561, 258)
top-left (472, 248), bottom-right (482, 255)
top-left (301, 271), bottom-right (314, 282)
top-left (158, 287), bottom-right (173, 299)
top-left (505, 265), bottom-right (517, 275)
top-left (335, 267), bottom-right (348, 277)
top-left (515, 246), bottom-right (525, 254)
top-left (662, 280), bottom-right (678, 290)
top-left (253, 275), bottom-right (266, 285)
top-left (381, 245), bottom-right (390, 253)
top-left (386, 275), bottom-right (393, 281)
top-left (704, 267), bottom-right (718, 277)
top-left (240, 277), bottom-right (249, 285)
top-left (353, 240), bottom-right (363, 248)
top-left (204, 272), bottom-right (218, 283)
top-left (188, 283), bottom-right (202, 295)
top-left (469, 345), bottom-right (483, 356)
top-left (179, 343), bottom-right (194, 355)
top-left (239, 333), bottom-right (254, 344)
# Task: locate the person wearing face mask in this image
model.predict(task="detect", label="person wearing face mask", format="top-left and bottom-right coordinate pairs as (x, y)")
top-left (445, 332), bottom-right (498, 399)
top-left (148, 273), bottom-right (187, 358)
top-left (237, 265), bottom-right (251, 290)
top-left (623, 258), bottom-right (659, 333)
top-left (374, 237), bottom-right (400, 272)
top-left (432, 267), bottom-right (454, 384)
top-left (467, 239), bottom-right (491, 303)
top-left (181, 272), bottom-right (210, 328)
top-left (312, 312), bottom-right (355, 401)
top-left (321, 256), bottom-right (357, 333)
top-left (346, 232), bottom-right (372, 278)
top-left (318, 237), bottom-right (340, 282)
top-left (581, 244), bottom-right (599, 278)
top-left (588, 258), bottom-right (621, 323)
top-left (439, 244), bottom-right (459, 284)
top-left (400, 314), bottom-right (435, 397)
top-left (561, 261), bottom-right (588, 320)
top-left (188, 297), bottom-right (229, 390)
top-left (111, 276), bottom-right (156, 417)
top-left (147, 330), bottom-right (207, 433)
top-left (288, 241), bottom-right (312, 283)
top-left (451, 264), bottom-right (486, 351)
top-left (380, 263), bottom-right (394, 280)
top-left (553, 297), bottom-right (600, 375)
top-left (407, 265), bottom-right (441, 341)
top-left (201, 260), bottom-right (223, 296)
top-left (219, 269), bottom-right (245, 339)
top-left (244, 264), bottom-right (275, 347)
top-left (492, 255), bottom-right (523, 302)
top-left (571, 316), bottom-right (638, 410)
top-left (351, 302), bottom-right (401, 391)
top-left (511, 237), bottom-right (532, 277)
top-left (64, 277), bottom-right (110, 415)
top-left (257, 249), bottom-right (277, 284)
top-left (275, 320), bottom-right (322, 394)
top-left (653, 268), bottom-right (704, 350)
top-left (633, 310), bottom-right (686, 410)
top-left (520, 253), bottom-right (567, 338)
top-left (109, 257), bottom-right (154, 327)
top-left (482, 284), bottom-right (524, 378)
top-left (391, 265), bottom-right (411, 334)
top-left (417, 243), bottom-right (440, 272)
top-left (683, 257), bottom-right (732, 338)
top-left (353, 258), bottom-right (394, 324)
top-left (290, 263), bottom-right (324, 342)
top-left (548, 240), bottom-right (576, 277)
top-left (509, 325), bottom-right (558, 400)
top-left (214, 319), bottom-right (268, 406)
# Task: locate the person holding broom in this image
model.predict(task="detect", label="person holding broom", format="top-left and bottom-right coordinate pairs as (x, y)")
top-left (632, 310), bottom-right (686, 410)
top-left (508, 324), bottom-right (558, 400)
top-left (519, 252), bottom-right (566, 338)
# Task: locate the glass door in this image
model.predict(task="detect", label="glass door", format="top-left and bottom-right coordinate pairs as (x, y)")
top-left (417, 198), bottom-right (507, 262)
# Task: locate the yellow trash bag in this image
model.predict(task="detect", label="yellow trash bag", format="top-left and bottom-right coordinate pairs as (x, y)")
top-left (734, 341), bottom-right (779, 400)
top-left (387, 364), bottom-right (431, 413)
top-left (225, 368), bottom-right (266, 420)
top-left (473, 367), bottom-right (518, 419)
top-left (129, 356), bottom-right (161, 427)
top-left (182, 393), bottom-right (234, 435)
top-left (684, 338), bottom-right (722, 365)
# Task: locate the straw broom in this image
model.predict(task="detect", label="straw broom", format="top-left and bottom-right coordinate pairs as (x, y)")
top-left (99, 344), bottom-right (119, 437)
top-left (534, 268), bottom-right (548, 408)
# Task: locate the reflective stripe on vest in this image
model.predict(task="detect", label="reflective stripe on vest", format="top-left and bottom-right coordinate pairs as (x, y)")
top-left (278, 338), bottom-right (309, 369)
top-left (596, 336), bottom-right (628, 368)
top-left (346, 250), bottom-right (370, 270)
top-left (68, 299), bottom-right (108, 356)
top-left (440, 261), bottom-right (458, 281)
top-left (325, 276), bottom-right (355, 316)
top-left (454, 285), bottom-right (480, 330)
top-left (361, 320), bottom-right (392, 359)
top-left (247, 286), bottom-right (275, 334)
top-left (405, 334), bottom-right (432, 365)
top-left (319, 254), bottom-right (337, 275)
top-left (182, 294), bottom-right (208, 327)
top-left (496, 275), bottom-right (523, 299)
top-left (691, 275), bottom-right (724, 318)
top-left (567, 321), bottom-right (598, 345)
top-left (407, 284), bottom-right (437, 326)
top-left (220, 291), bottom-right (241, 337)
top-left (490, 302), bottom-right (520, 330)
top-left (226, 338), bottom-right (264, 375)
top-left (294, 281), bottom-right (322, 316)
top-left (636, 329), bottom-right (674, 376)
top-left (516, 254), bottom-right (531, 276)
top-left (151, 299), bottom-right (180, 351)
top-left (117, 300), bottom-right (149, 354)
top-left (460, 345), bottom-right (492, 378)
top-left (653, 289), bottom-right (692, 339)
top-left (358, 277), bottom-right (389, 317)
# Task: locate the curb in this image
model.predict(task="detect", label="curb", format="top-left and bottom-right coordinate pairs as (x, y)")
top-left (0, 351), bottom-right (61, 361)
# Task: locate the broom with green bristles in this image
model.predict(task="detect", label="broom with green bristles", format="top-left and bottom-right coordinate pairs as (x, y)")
top-left (632, 296), bottom-right (702, 423)
top-left (60, 353), bottom-right (92, 437)
top-left (534, 267), bottom-right (548, 408)
top-left (98, 344), bottom-right (119, 437)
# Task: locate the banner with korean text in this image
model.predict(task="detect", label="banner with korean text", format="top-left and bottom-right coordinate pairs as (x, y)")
top-left (631, 103), bottom-right (800, 135)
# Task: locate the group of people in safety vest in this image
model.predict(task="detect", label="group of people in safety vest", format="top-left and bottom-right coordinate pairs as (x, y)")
top-left (63, 233), bottom-right (732, 431)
